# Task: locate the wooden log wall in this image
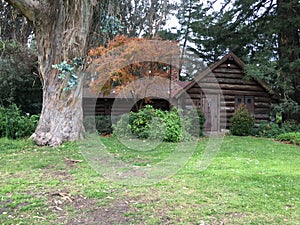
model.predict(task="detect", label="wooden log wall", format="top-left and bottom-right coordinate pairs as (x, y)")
top-left (83, 97), bottom-right (170, 116)
top-left (215, 60), bottom-right (272, 127)
top-left (83, 98), bottom-right (136, 116)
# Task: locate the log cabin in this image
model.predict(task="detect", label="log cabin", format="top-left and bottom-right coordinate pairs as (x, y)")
top-left (175, 52), bottom-right (279, 131)
top-left (83, 52), bottom-right (278, 132)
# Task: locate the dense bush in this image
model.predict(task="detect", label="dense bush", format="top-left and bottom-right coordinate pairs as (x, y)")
top-left (254, 122), bottom-right (284, 138)
top-left (0, 104), bottom-right (39, 139)
top-left (112, 105), bottom-right (206, 142)
top-left (230, 104), bottom-right (255, 136)
top-left (183, 108), bottom-right (206, 137)
top-left (0, 40), bottom-right (42, 114)
top-left (281, 120), bottom-right (300, 133)
top-left (275, 132), bottom-right (300, 145)
top-left (162, 107), bottom-right (183, 142)
top-left (129, 105), bottom-right (159, 139)
top-left (111, 114), bottom-right (133, 137)
top-left (128, 105), bottom-right (174, 141)
top-left (254, 119), bottom-right (300, 138)
top-left (83, 115), bottom-right (121, 135)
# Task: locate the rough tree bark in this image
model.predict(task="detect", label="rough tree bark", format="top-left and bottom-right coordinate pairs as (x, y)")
top-left (6, 0), bottom-right (96, 146)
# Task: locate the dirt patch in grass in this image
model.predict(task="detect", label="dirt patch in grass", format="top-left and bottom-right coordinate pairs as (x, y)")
top-left (46, 169), bottom-right (73, 181)
top-left (51, 195), bottom-right (139, 225)
top-left (0, 199), bottom-right (14, 215)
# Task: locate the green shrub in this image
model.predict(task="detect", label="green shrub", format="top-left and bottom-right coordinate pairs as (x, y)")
top-left (254, 119), bottom-right (300, 138)
top-left (275, 132), bottom-right (300, 145)
top-left (83, 115), bottom-right (121, 135)
top-left (128, 105), bottom-right (171, 140)
top-left (129, 105), bottom-right (156, 139)
top-left (112, 105), bottom-right (205, 142)
top-left (230, 104), bottom-right (255, 136)
top-left (163, 107), bottom-right (182, 142)
top-left (112, 114), bottom-right (133, 138)
top-left (83, 116), bottom-right (96, 133)
top-left (0, 104), bottom-right (39, 139)
top-left (140, 116), bottom-right (165, 141)
top-left (254, 122), bottom-right (284, 138)
top-left (183, 108), bottom-right (206, 137)
top-left (96, 115), bottom-right (115, 135)
top-left (282, 120), bottom-right (300, 133)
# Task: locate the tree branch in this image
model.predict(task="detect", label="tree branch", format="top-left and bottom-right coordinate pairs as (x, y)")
top-left (5, 0), bottom-right (41, 22)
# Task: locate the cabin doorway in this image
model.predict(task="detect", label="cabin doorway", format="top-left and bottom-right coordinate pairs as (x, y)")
top-left (202, 94), bottom-right (220, 132)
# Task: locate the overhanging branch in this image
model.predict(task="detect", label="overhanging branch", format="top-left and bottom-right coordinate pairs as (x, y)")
top-left (5, 0), bottom-right (41, 22)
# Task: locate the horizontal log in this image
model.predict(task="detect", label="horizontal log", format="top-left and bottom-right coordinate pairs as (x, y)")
top-left (254, 96), bottom-right (272, 103)
top-left (255, 119), bottom-right (270, 123)
top-left (221, 90), bottom-right (270, 97)
top-left (255, 108), bottom-right (270, 114)
top-left (96, 109), bottom-right (107, 113)
top-left (223, 95), bottom-right (235, 101)
top-left (226, 108), bottom-right (235, 113)
top-left (192, 84), bottom-right (264, 93)
top-left (82, 103), bottom-right (97, 108)
top-left (213, 72), bottom-right (245, 79)
top-left (218, 62), bottom-right (240, 69)
top-left (83, 112), bottom-right (97, 116)
top-left (220, 97), bottom-right (271, 105)
top-left (186, 88), bottom-right (203, 95)
top-left (217, 78), bottom-right (257, 85)
top-left (82, 104), bottom-right (99, 108)
top-left (85, 109), bottom-right (104, 114)
top-left (223, 112), bottom-right (234, 117)
top-left (220, 115), bottom-right (229, 121)
top-left (213, 68), bottom-right (243, 74)
top-left (187, 89), bottom-right (223, 95)
top-left (195, 78), bottom-right (260, 89)
top-left (200, 77), bottom-right (222, 83)
top-left (221, 101), bottom-right (235, 106)
top-left (254, 102), bottom-right (271, 108)
top-left (219, 111), bottom-right (228, 115)
top-left (187, 93), bottom-right (203, 99)
top-left (219, 83), bottom-right (265, 92)
top-left (195, 82), bottom-right (220, 89)
top-left (254, 114), bottom-right (270, 119)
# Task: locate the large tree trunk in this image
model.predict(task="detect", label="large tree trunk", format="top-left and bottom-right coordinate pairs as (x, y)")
top-left (6, 0), bottom-right (95, 146)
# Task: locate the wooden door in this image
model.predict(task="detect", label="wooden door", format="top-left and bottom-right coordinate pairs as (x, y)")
top-left (202, 94), bottom-right (220, 132)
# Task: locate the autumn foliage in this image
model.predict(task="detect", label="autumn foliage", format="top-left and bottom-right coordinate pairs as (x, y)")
top-left (87, 36), bottom-right (180, 96)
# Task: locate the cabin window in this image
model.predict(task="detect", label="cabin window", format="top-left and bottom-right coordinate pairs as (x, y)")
top-left (235, 96), bottom-right (254, 114)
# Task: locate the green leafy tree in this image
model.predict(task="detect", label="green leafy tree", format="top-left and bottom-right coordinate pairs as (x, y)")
top-left (0, 40), bottom-right (42, 114)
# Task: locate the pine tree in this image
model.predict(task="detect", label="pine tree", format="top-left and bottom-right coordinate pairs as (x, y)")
top-left (180, 0), bottom-right (300, 120)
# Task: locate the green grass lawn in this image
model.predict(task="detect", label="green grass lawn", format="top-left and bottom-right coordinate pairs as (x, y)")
top-left (0, 136), bottom-right (299, 224)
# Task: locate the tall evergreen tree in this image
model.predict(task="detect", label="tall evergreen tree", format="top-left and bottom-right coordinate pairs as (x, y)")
top-left (180, 0), bottom-right (300, 120)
